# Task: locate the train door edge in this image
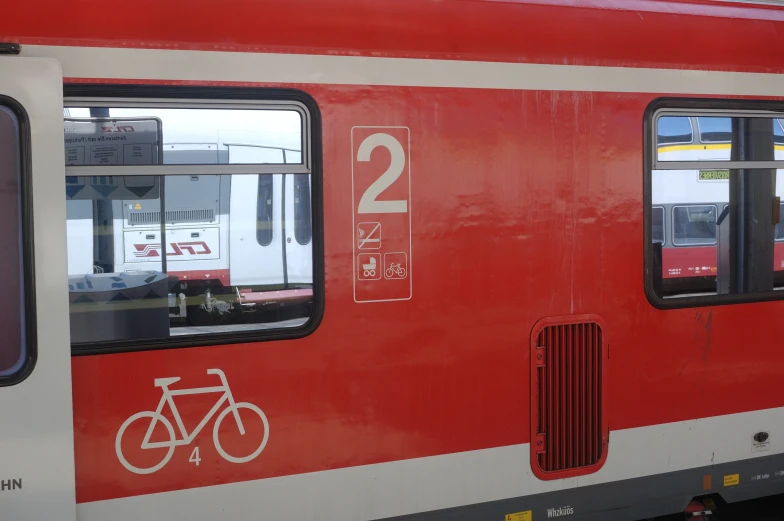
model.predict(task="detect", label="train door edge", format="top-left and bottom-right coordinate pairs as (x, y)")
top-left (0, 54), bottom-right (76, 521)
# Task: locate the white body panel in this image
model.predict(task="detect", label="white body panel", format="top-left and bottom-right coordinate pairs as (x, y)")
top-left (229, 174), bottom-right (285, 286)
top-left (77, 406), bottom-right (784, 521)
top-left (285, 174), bottom-right (313, 285)
top-left (0, 57), bottom-right (76, 521)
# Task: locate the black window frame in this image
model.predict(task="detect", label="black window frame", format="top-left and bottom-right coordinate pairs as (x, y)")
top-left (64, 84), bottom-right (324, 356)
top-left (645, 97), bottom-right (784, 309)
top-left (0, 96), bottom-right (37, 387)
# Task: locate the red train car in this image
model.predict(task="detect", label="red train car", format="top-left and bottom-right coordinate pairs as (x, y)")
top-left (2, 1), bottom-right (784, 520)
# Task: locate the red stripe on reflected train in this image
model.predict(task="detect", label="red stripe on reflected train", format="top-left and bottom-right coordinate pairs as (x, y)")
top-left (170, 269), bottom-right (230, 286)
top-left (662, 243), bottom-right (784, 279)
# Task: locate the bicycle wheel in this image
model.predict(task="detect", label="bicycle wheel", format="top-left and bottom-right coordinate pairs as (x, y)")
top-left (385, 268), bottom-right (394, 278)
top-left (115, 411), bottom-right (176, 475)
top-left (213, 402), bottom-right (269, 464)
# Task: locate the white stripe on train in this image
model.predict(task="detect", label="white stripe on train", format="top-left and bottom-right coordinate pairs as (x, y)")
top-left (20, 44), bottom-right (784, 96)
top-left (78, 405), bottom-right (784, 521)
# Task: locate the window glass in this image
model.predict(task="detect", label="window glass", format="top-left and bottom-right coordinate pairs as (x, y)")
top-left (64, 104), bottom-right (315, 346)
top-left (697, 117), bottom-right (732, 143)
top-left (256, 175), bottom-right (274, 247)
top-left (672, 205), bottom-right (717, 246)
top-left (64, 107), bottom-right (302, 166)
top-left (652, 207), bottom-right (665, 244)
top-left (0, 105), bottom-right (27, 377)
top-left (657, 116), bottom-right (692, 145)
top-left (294, 174), bottom-right (312, 245)
top-left (657, 115), bottom-right (784, 163)
top-left (649, 108), bottom-right (784, 305)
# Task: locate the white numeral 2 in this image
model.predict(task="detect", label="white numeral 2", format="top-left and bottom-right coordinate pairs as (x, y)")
top-left (357, 133), bottom-right (408, 214)
top-left (189, 447), bottom-right (201, 466)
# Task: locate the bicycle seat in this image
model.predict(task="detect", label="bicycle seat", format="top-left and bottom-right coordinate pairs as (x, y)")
top-left (154, 377), bottom-right (181, 388)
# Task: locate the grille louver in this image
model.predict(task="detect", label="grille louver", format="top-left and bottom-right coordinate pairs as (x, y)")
top-left (531, 316), bottom-right (608, 480)
top-left (128, 209), bottom-right (215, 225)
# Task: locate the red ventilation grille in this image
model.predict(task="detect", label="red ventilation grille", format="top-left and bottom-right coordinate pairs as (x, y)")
top-left (530, 315), bottom-right (608, 480)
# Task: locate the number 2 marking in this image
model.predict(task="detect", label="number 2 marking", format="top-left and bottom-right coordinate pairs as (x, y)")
top-left (357, 133), bottom-right (408, 214)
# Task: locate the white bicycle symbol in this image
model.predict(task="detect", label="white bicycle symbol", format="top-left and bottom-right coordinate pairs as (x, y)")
top-left (115, 368), bottom-right (269, 475)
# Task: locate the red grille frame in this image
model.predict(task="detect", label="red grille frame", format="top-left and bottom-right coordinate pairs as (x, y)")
top-left (530, 315), bottom-right (609, 480)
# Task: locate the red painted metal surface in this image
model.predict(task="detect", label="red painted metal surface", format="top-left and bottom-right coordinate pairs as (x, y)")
top-left (4, 1), bottom-right (784, 73)
top-left (65, 84), bottom-right (784, 503)
top-left (531, 316), bottom-right (607, 480)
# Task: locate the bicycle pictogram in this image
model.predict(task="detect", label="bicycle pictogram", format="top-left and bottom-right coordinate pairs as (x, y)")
top-left (115, 368), bottom-right (269, 475)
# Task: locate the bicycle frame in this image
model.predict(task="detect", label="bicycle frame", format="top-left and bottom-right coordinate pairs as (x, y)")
top-left (141, 370), bottom-right (245, 449)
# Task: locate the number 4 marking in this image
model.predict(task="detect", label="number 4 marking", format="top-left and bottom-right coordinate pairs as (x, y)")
top-left (189, 447), bottom-right (201, 466)
top-left (357, 133), bottom-right (408, 214)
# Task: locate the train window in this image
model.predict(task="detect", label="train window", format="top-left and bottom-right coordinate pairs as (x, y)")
top-left (0, 103), bottom-right (31, 381)
top-left (672, 206), bottom-right (717, 246)
top-left (63, 93), bottom-right (320, 351)
top-left (657, 116), bottom-right (692, 145)
top-left (256, 174), bottom-right (274, 247)
top-left (294, 174), bottom-right (312, 245)
top-left (697, 117), bottom-right (732, 143)
top-left (652, 206), bottom-right (665, 244)
top-left (647, 103), bottom-right (784, 308)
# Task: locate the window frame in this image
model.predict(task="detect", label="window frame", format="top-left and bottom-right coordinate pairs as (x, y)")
top-left (64, 85), bottom-right (324, 355)
top-left (0, 95), bottom-right (37, 386)
top-left (644, 97), bottom-right (784, 309)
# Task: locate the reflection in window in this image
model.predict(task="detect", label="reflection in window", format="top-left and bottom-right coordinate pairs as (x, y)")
top-left (0, 105), bottom-right (27, 378)
top-left (775, 120), bottom-right (784, 145)
top-left (673, 205), bottom-right (717, 246)
top-left (294, 174), bottom-right (312, 245)
top-left (652, 206), bottom-right (665, 244)
top-left (65, 173), bottom-right (314, 345)
top-left (697, 117), bottom-right (731, 143)
top-left (657, 116), bottom-right (692, 145)
top-left (256, 175), bottom-right (274, 246)
top-left (776, 203), bottom-right (784, 241)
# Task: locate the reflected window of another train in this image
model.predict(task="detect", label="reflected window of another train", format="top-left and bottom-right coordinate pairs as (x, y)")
top-left (294, 174), bottom-right (312, 245)
top-left (775, 120), bottom-right (784, 145)
top-left (657, 116), bottom-right (692, 145)
top-left (652, 206), bottom-right (665, 244)
top-left (0, 104), bottom-right (28, 380)
top-left (672, 205), bottom-right (717, 246)
top-left (256, 174), bottom-right (274, 247)
top-left (697, 117), bottom-right (732, 143)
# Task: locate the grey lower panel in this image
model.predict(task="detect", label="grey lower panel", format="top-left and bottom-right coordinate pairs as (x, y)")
top-left (380, 452), bottom-right (784, 521)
